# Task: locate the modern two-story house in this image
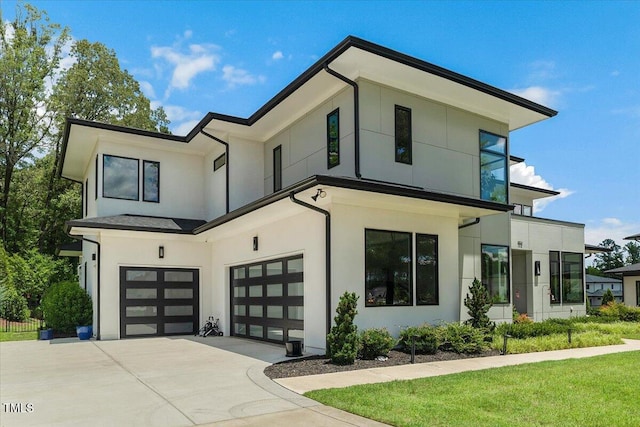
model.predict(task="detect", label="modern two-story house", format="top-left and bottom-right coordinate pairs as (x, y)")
top-left (59, 36), bottom-right (585, 352)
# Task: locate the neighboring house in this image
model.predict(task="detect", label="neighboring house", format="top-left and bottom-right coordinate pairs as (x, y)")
top-left (59, 36), bottom-right (586, 351)
top-left (605, 263), bottom-right (640, 307)
top-left (585, 274), bottom-right (623, 307)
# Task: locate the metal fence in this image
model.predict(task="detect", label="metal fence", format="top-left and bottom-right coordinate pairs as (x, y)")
top-left (1, 317), bottom-right (44, 333)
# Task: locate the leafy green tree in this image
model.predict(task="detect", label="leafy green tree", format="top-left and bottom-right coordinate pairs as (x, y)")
top-left (464, 278), bottom-right (495, 332)
top-left (327, 292), bottom-right (359, 365)
top-left (601, 288), bottom-right (615, 306)
top-left (593, 239), bottom-right (624, 274)
top-left (0, 4), bottom-right (70, 243)
top-left (624, 242), bottom-right (640, 265)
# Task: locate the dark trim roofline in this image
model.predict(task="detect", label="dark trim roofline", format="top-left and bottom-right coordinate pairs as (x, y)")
top-left (585, 244), bottom-right (613, 253)
top-left (65, 214), bottom-right (205, 235)
top-left (510, 155), bottom-right (525, 164)
top-left (510, 182), bottom-right (560, 196)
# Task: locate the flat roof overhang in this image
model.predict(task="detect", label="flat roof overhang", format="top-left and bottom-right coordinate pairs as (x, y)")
top-left (510, 182), bottom-right (560, 201)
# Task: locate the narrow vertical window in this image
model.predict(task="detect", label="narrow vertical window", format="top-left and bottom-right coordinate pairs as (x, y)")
top-left (143, 160), bottom-right (160, 203)
top-left (549, 251), bottom-right (560, 304)
top-left (636, 281), bottom-right (640, 306)
top-left (327, 108), bottom-right (340, 169)
top-left (84, 179), bottom-right (88, 216)
top-left (365, 229), bottom-right (412, 307)
top-left (273, 145), bottom-right (282, 192)
top-left (562, 252), bottom-right (584, 303)
top-left (94, 155), bottom-right (98, 200)
top-left (395, 105), bottom-right (412, 164)
top-left (481, 244), bottom-right (510, 304)
top-left (416, 234), bottom-right (438, 305)
top-left (480, 130), bottom-right (508, 204)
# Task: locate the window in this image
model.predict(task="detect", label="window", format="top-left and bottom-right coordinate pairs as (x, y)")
top-left (416, 234), bottom-right (438, 305)
top-left (636, 281), bottom-right (640, 306)
top-left (481, 244), bottom-right (510, 304)
top-left (213, 153), bottom-right (226, 171)
top-left (480, 130), bottom-right (508, 204)
top-left (327, 108), bottom-right (340, 169)
top-left (143, 160), bottom-right (159, 203)
top-left (95, 155), bottom-right (98, 199)
top-left (395, 105), bottom-right (412, 164)
top-left (522, 205), bottom-right (532, 216)
top-left (549, 251), bottom-right (584, 304)
top-left (103, 155), bottom-right (139, 200)
top-left (365, 229), bottom-right (412, 306)
top-left (513, 204), bottom-right (533, 216)
top-left (513, 204), bottom-right (522, 215)
top-left (273, 145), bottom-right (282, 192)
top-left (84, 179), bottom-right (88, 216)
top-left (562, 252), bottom-right (584, 303)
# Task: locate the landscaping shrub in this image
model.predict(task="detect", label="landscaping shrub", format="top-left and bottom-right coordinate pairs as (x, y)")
top-left (327, 292), bottom-right (359, 365)
top-left (41, 281), bottom-right (92, 334)
top-left (398, 324), bottom-right (439, 354)
top-left (601, 289), bottom-right (615, 306)
top-left (359, 328), bottom-right (396, 360)
top-left (0, 285), bottom-right (30, 321)
top-left (514, 313), bottom-right (533, 324)
top-left (464, 278), bottom-right (495, 332)
top-left (496, 318), bottom-right (570, 339)
top-left (437, 322), bottom-right (487, 354)
top-left (599, 302), bottom-right (640, 322)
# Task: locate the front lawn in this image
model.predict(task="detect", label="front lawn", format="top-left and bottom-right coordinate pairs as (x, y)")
top-left (306, 351), bottom-right (640, 427)
top-left (0, 330), bottom-right (37, 342)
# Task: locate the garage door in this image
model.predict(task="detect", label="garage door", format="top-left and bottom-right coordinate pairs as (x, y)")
top-left (120, 267), bottom-right (199, 338)
top-left (231, 255), bottom-right (303, 344)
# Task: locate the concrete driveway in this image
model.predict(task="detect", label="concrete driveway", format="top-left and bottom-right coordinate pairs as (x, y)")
top-left (0, 336), bottom-right (385, 427)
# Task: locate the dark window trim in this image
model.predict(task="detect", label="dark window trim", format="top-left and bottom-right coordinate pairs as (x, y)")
top-left (636, 281), bottom-right (640, 307)
top-left (365, 228), bottom-right (413, 307)
top-left (142, 160), bottom-right (160, 203)
top-left (416, 233), bottom-right (439, 306)
top-left (394, 105), bottom-right (412, 164)
top-left (84, 179), bottom-right (88, 217)
top-left (561, 251), bottom-right (584, 304)
top-left (102, 154), bottom-right (140, 201)
top-left (213, 153), bottom-right (226, 171)
top-left (481, 243), bottom-right (511, 305)
top-left (94, 155), bottom-right (98, 200)
top-left (273, 145), bottom-right (282, 192)
top-left (326, 108), bottom-right (340, 169)
top-left (549, 250), bottom-right (561, 304)
top-left (479, 130), bottom-right (509, 205)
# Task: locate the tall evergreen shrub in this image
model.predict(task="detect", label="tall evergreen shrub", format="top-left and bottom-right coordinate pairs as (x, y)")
top-left (326, 292), bottom-right (359, 365)
top-left (464, 278), bottom-right (495, 332)
top-left (41, 281), bottom-right (92, 333)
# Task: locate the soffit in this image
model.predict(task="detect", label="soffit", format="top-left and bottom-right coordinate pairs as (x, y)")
top-left (510, 183), bottom-right (559, 200)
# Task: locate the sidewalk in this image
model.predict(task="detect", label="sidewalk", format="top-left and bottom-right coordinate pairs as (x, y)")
top-left (275, 338), bottom-right (640, 394)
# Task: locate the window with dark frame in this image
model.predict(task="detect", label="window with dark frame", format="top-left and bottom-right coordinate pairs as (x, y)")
top-left (273, 145), bottom-right (282, 192)
top-left (213, 153), bottom-right (226, 171)
top-left (395, 105), bottom-right (412, 164)
top-left (636, 281), bottom-right (640, 306)
top-left (95, 155), bottom-right (98, 199)
top-left (103, 155), bottom-right (139, 201)
top-left (481, 244), bottom-right (510, 304)
top-left (562, 252), bottom-right (584, 303)
top-left (416, 234), bottom-right (438, 305)
top-left (143, 160), bottom-right (160, 203)
top-left (480, 130), bottom-right (508, 204)
top-left (365, 229), bottom-right (412, 307)
top-left (549, 251), bottom-right (560, 304)
top-left (327, 108), bottom-right (340, 169)
top-left (84, 179), bottom-right (88, 216)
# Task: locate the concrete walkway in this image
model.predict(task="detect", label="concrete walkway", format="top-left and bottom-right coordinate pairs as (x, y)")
top-left (275, 338), bottom-right (640, 394)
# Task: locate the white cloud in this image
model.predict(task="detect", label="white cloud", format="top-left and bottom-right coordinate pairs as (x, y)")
top-left (172, 119), bottom-right (202, 136)
top-left (139, 81), bottom-right (156, 99)
top-left (510, 162), bottom-right (574, 213)
top-left (221, 65), bottom-right (266, 88)
top-left (161, 104), bottom-right (202, 123)
top-left (509, 86), bottom-right (561, 107)
top-left (272, 50), bottom-right (284, 60)
top-left (612, 105), bottom-right (640, 119)
top-left (585, 218), bottom-right (640, 248)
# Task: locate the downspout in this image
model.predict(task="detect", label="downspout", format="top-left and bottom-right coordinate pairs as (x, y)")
top-left (199, 129), bottom-right (230, 214)
top-left (68, 233), bottom-right (101, 340)
top-left (289, 191), bottom-right (332, 350)
top-left (323, 64), bottom-right (361, 179)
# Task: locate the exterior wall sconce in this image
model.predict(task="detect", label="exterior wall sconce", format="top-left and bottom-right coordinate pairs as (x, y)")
top-left (534, 260), bottom-right (541, 276)
top-left (311, 189), bottom-right (326, 202)
top-left (253, 236), bottom-right (259, 251)
top-left (159, 246), bottom-right (164, 259)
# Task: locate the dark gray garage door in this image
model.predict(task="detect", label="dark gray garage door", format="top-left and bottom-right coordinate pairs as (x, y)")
top-left (120, 267), bottom-right (199, 338)
top-left (231, 255), bottom-right (303, 344)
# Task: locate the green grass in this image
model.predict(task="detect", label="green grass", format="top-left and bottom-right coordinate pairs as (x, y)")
top-left (0, 330), bottom-right (38, 342)
top-left (306, 352), bottom-right (640, 427)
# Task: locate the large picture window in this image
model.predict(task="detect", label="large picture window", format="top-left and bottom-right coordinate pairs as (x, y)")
top-left (480, 130), bottom-right (508, 204)
top-left (416, 234), bottom-right (438, 305)
top-left (327, 108), bottom-right (340, 169)
top-left (143, 160), bottom-right (160, 203)
top-left (395, 105), bottom-right (412, 164)
top-left (365, 229), bottom-right (412, 306)
top-left (562, 252), bottom-right (584, 303)
top-left (103, 155), bottom-right (139, 200)
top-left (481, 244), bottom-right (510, 304)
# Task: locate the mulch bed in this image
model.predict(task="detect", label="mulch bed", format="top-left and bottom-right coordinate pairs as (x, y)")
top-left (264, 349), bottom-right (501, 379)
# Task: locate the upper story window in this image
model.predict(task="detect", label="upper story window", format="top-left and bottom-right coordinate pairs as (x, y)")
top-left (513, 203), bottom-right (532, 216)
top-left (395, 105), bottom-right (412, 164)
top-left (480, 130), bottom-right (508, 204)
top-left (273, 145), bottom-right (282, 192)
top-left (213, 153), bottom-right (226, 171)
top-left (103, 155), bottom-right (139, 201)
top-left (327, 108), bottom-right (340, 169)
top-left (481, 244), bottom-right (510, 304)
top-left (143, 160), bottom-right (160, 203)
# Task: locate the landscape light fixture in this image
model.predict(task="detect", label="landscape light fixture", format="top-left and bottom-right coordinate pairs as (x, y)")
top-left (311, 189), bottom-right (327, 202)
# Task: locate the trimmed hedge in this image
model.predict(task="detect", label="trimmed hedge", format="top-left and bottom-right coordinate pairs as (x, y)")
top-left (495, 318), bottom-right (571, 339)
top-left (0, 285), bottom-right (30, 321)
top-left (41, 281), bottom-right (92, 334)
top-left (398, 324), bottom-right (439, 355)
top-left (359, 328), bottom-right (396, 360)
top-left (437, 323), bottom-right (487, 354)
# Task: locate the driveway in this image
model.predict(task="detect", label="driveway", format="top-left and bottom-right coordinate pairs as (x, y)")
top-left (0, 336), bottom-right (385, 427)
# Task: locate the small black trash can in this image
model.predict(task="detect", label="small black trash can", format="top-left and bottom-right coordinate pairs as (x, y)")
top-left (285, 340), bottom-right (302, 357)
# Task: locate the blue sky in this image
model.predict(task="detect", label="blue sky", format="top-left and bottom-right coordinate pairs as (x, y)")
top-left (3, 0), bottom-right (639, 248)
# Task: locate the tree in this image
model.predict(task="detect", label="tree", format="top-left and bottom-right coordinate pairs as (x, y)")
top-left (326, 292), bottom-right (359, 365)
top-left (625, 242), bottom-right (640, 265)
top-left (464, 278), bottom-right (495, 332)
top-left (601, 288), bottom-right (615, 306)
top-left (593, 239), bottom-right (624, 274)
top-left (0, 4), bottom-right (70, 243)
